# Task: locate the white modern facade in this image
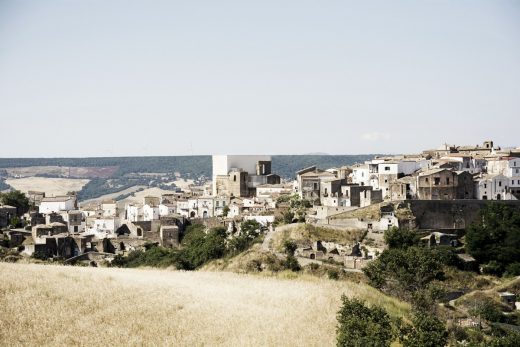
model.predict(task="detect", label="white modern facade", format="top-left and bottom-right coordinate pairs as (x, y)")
top-left (212, 155), bottom-right (271, 195)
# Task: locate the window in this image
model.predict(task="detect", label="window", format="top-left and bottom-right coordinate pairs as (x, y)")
top-left (313, 182), bottom-right (319, 190)
top-left (233, 175), bottom-right (237, 182)
top-left (425, 178), bottom-right (429, 183)
top-left (385, 166), bottom-right (390, 171)
top-left (484, 183), bottom-right (487, 188)
top-left (446, 177), bottom-right (450, 185)
top-left (434, 177), bottom-right (440, 185)
top-left (499, 181), bottom-right (502, 187)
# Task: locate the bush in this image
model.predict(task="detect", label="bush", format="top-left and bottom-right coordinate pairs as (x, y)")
top-left (283, 240), bottom-right (297, 256)
top-left (284, 255), bottom-right (301, 272)
top-left (328, 269), bottom-right (339, 280)
top-left (363, 246), bottom-right (445, 299)
top-left (504, 262), bottom-right (520, 277)
top-left (466, 203), bottom-right (520, 274)
top-left (469, 297), bottom-right (504, 323)
top-left (481, 261), bottom-right (504, 276)
top-left (0, 190), bottom-right (29, 216)
top-left (384, 227), bottom-right (418, 249)
top-left (283, 211), bottom-right (295, 224)
top-left (401, 311), bottom-right (447, 347)
top-left (336, 295), bottom-right (393, 347)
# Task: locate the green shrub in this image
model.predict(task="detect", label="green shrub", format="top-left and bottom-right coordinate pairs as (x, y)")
top-left (401, 311), bottom-right (447, 347)
top-left (336, 295), bottom-right (393, 347)
top-left (328, 269), bottom-right (339, 280)
top-left (284, 255), bottom-right (301, 272)
top-left (504, 262), bottom-right (520, 277)
top-left (384, 227), bottom-right (418, 249)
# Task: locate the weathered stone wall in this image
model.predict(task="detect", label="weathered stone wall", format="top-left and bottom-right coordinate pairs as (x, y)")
top-left (407, 200), bottom-right (520, 230)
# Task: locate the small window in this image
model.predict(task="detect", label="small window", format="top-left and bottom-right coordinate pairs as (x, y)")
top-left (425, 178), bottom-right (429, 183)
top-left (434, 177), bottom-right (440, 185)
top-left (446, 178), bottom-right (450, 185)
top-left (233, 175), bottom-right (237, 182)
top-left (499, 181), bottom-right (502, 187)
top-left (385, 166), bottom-right (390, 171)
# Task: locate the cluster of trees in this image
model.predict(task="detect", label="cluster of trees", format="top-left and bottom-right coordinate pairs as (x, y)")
top-left (336, 296), bottom-right (447, 347)
top-left (360, 204), bottom-right (520, 346)
top-left (364, 227), bottom-right (458, 309)
top-left (465, 203), bottom-right (520, 276)
top-left (0, 191), bottom-right (29, 227)
top-left (113, 221), bottom-right (263, 270)
top-left (277, 194), bottom-right (312, 224)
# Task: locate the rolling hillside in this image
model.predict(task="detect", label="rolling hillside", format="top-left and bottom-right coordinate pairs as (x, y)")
top-left (0, 263), bottom-right (409, 346)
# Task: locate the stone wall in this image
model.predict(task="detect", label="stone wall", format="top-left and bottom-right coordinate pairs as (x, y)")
top-left (407, 200), bottom-right (520, 230)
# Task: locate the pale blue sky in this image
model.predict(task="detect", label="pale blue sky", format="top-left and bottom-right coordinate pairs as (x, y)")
top-left (0, 0), bottom-right (519, 157)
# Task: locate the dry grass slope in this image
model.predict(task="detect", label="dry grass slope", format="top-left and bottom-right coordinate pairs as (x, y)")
top-left (0, 263), bottom-right (409, 346)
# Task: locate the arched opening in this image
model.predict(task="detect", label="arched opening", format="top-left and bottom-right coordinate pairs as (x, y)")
top-left (137, 228), bottom-right (142, 237)
top-left (310, 253), bottom-right (315, 260)
top-left (190, 211), bottom-right (196, 218)
top-left (497, 194), bottom-right (501, 200)
top-left (203, 211), bottom-right (208, 219)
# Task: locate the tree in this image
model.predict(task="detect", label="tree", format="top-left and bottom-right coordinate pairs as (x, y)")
top-left (384, 227), bottom-right (419, 249)
top-left (222, 205), bottom-right (230, 217)
top-left (282, 211), bottom-right (295, 224)
top-left (0, 190), bottom-right (30, 216)
top-left (401, 311), bottom-right (447, 347)
top-left (336, 296), bottom-right (393, 347)
top-left (283, 240), bottom-right (297, 256)
top-left (363, 247), bottom-right (445, 300)
top-left (240, 220), bottom-right (261, 239)
top-left (466, 203), bottom-right (520, 274)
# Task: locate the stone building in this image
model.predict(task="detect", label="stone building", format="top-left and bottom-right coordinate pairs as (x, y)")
top-left (160, 226), bottom-right (179, 248)
top-left (213, 155), bottom-right (280, 197)
top-left (0, 205), bottom-right (17, 228)
top-left (416, 169), bottom-right (474, 200)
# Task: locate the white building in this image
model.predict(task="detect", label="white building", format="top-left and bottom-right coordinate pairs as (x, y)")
top-left (159, 203), bottom-right (176, 217)
top-left (39, 196), bottom-right (76, 214)
top-left (212, 155), bottom-right (271, 196)
top-left (143, 204), bottom-right (160, 221)
top-left (176, 200), bottom-right (190, 218)
top-left (101, 200), bottom-right (117, 217)
top-left (475, 174), bottom-right (510, 200)
top-left (125, 204), bottom-right (142, 222)
top-left (85, 216), bottom-right (121, 237)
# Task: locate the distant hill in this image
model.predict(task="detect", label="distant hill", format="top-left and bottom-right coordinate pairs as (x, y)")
top-left (0, 155), bottom-right (380, 200)
top-left (0, 155), bottom-right (378, 180)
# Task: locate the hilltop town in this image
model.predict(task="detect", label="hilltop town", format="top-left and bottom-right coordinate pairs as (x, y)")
top-left (2, 140), bottom-right (520, 346)
top-left (1, 140), bottom-right (520, 267)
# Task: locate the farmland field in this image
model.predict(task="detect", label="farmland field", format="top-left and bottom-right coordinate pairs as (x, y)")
top-left (5, 177), bottom-right (90, 196)
top-left (0, 263), bottom-right (409, 346)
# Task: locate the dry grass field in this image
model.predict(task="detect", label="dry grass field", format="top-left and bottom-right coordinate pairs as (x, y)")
top-left (0, 263), bottom-right (409, 346)
top-left (5, 177), bottom-right (90, 196)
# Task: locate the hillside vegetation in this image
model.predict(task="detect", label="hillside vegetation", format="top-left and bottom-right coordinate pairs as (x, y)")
top-left (0, 263), bottom-right (409, 346)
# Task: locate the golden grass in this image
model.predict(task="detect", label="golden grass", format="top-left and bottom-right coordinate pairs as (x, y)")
top-left (0, 263), bottom-right (409, 346)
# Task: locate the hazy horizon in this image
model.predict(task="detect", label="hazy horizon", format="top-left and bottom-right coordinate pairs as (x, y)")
top-left (1, 1), bottom-right (519, 157)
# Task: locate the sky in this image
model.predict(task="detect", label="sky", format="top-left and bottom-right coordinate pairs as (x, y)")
top-left (0, 0), bottom-right (519, 157)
